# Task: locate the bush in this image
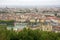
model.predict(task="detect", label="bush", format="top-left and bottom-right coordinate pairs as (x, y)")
top-left (0, 27), bottom-right (60, 40)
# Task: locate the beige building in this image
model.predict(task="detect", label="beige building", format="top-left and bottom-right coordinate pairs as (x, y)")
top-left (41, 23), bottom-right (52, 31)
top-left (27, 22), bottom-right (52, 31)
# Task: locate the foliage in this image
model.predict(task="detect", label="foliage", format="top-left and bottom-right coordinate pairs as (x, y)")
top-left (0, 26), bottom-right (60, 40)
top-left (0, 20), bottom-right (15, 26)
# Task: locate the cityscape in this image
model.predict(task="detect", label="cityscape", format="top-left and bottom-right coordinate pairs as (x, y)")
top-left (0, 7), bottom-right (60, 32)
top-left (0, 0), bottom-right (60, 40)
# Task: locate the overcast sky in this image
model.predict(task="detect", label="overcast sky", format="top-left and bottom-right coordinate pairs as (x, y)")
top-left (0, 0), bottom-right (60, 7)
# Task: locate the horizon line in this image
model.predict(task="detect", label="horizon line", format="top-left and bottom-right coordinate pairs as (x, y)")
top-left (0, 5), bottom-right (60, 8)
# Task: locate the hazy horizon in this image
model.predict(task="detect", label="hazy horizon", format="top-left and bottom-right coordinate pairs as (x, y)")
top-left (0, 0), bottom-right (60, 8)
